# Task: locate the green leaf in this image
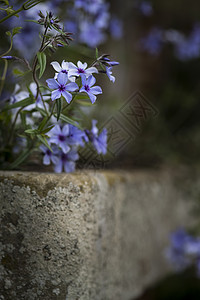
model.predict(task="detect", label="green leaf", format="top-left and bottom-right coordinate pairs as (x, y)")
top-left (6, 30), bottom-right (11, 36)
top-left (25, 129), bottom-right (39, 134)
top-left (55, 113), bottom-right (83, 129)
top-left (12, 26), bottom-right (22, 36)
top-left (37, 135), bottom-right (52, 152)
top-left (95, 47), bottom-right (99, 59)
top-left (20, 111), bottom-right (26, 127)
top-left (13, 68), bottom-right (25, 77)
top-left (56, 99), bottom-right (62, 121)
top-left (38, 116), bottom-right (48, 131)
top-left (37, 52), bottom-right (46, 79)
top-left (40, 125), bottom-right (54, 134)
top-left (3, 97), bottom-right (34, 111)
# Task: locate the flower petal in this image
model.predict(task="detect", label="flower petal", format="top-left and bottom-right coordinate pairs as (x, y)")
top-left (51, 61), bottom-right (62, 72)
top-left (46, 78), bottom-right (59, 89)
top-left (77, 61), bottom-right (87, 69)
top-left (62, 124), bottom-right (69, 136)
top-left (66, 82), bottom-right (78, 92)
top-left (88, 92), bottom-right (97, 104)
top-left (81, 74), bottom-right (87, 86)
top-left (43, 154), bottom-right (51, 165)
top-left (61, 60), bottom-right (69, 70)
top-left (64, 161), bottom-right (75, 173)
top-left (51, 89), bottom-right (61, 101)
top-left (54, 159), bottom-right (63, 173)
top-left (85, 67), bottom-right (98, 75)
top-left (60, 143), bottom-right (70, 154)
top-left (62, 90), bottom-right (72, 103)
top-left (90, 86), bottom-right (102, 95)
top-left (57, 72), bottom-right (68, 85)
top-left (87, 75), bottom-right (96, 87)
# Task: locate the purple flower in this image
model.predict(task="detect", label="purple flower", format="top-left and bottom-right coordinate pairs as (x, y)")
top-left (110, 17), bottom-right (123, 39)
top-left (79, 75), bottom-right (102, 104)
top-left (99, 56), bottom-right (119, 67)
top-left (166, 229), bottom-right (191, 271)
top-left (66, 124), bottom-right (88, 146)
top-left (138, 1), bottom-right (153, 16)
top-left (46, 72), bottom-right (78, 103)
top-left (54, 147), bottom-right (79, 173)
top-left (86, 120), bottom-right (107, 154)
top-left (48, 124), bottom-right (70, 154)
top-left (140, 27), bottom-right (163, 55)
top-left (40, 144), bottom-right (58, 165)
top-left (106, 67), bottom-right (115, 82)
top-left (79, 21), bottom-right (106, 47)
top-left (68, 61), bottom-right (98, 78)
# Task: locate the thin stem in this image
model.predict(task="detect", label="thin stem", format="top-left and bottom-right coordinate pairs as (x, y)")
top-left (0, 36), bottom-right (13, 58)
top-left (0, 6), bottom-right (23, 24)
top-left (0, 59), bottom-right (8, 96)
top-left (0, 0), bottom-right (43, 24)
top-left (7, 106), bottom-right (24, 145)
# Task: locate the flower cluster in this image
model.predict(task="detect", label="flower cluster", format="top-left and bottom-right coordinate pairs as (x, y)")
top-left (166, 229), bottom-right (200, 276)
top-left (0, 6), bottom-right (119, 173)
top-left (4, 0), bottom-right (123, 59)
top-left (46, 57), bottom-right (119, 104)
top-left (40, 121), bottom-right (107, 173)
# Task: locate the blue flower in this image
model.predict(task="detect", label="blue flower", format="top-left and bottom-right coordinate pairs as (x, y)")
top-left (86, 120), bottom-right (107, 154)
top-left (166, 229), bottom-right (191, 271)
top-left (66, 124), bottom-right (88, 146)
top-left (99, 56), bottom-right (119, 67)
top-left (140, 27), bottom-right (163, 55)
top-left (40, 144), bottom-right (58, 165)
top-left (79, 75), bottom-right (102, 104)
top-left (79, 20), bottom-right (106, 47)
top-left (53, 147), bottom-right (79, 173)
top-left (106, 67), bottom-right (115, 83)
top-left (68, 61), bottom-right (98, 78)
top-left (110, 17), bottom-right (123, 39)
top-left (49, 124), bottom-right (70, 154)
top-left (138, 1), bottom-right (153, 16)
top-left (46, 72), bottom-right (78, 103)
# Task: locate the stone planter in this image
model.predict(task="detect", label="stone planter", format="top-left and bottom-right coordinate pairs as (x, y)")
top-left (0, 169), bottom-right (197, 300)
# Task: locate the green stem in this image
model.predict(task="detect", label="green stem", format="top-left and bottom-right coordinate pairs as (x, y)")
top-left (0, 6), bottom-right (23, 24)
top-left (0, 0), bottom-right (43, 24)
top-left (0, 58), bottom-right (8, 96)
top-left (7, 106), bottom-right (24, 146)
top-left (0, 36), bottom-right (13, 58)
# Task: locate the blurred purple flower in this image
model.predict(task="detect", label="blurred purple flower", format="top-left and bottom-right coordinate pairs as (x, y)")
top-left (79, 20), bottom-right (106, 47)
top-left (138, 1), bottom-right (153, 16)
top-left (53, 147), bottom-right (79, 173)
top-left (140, 27), bottom-right (163, 55)
top-left (86, 120), bottom-right (107, 154)
top-left (49, 124), bottom-right (70, 154)
top-left (110, 17), bottom-right (123, 39)
top-left (40, 144), bottom-right (58, 165)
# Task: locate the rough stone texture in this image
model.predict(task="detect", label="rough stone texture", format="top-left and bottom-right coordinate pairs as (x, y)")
top-left (0, 169), bottom-right (198, 300)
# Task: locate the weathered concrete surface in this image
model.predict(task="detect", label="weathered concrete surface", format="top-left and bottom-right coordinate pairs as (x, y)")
top-left (0, 169), bottom-right (198, 300)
